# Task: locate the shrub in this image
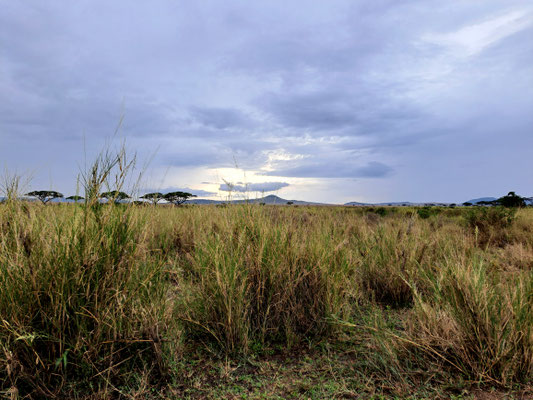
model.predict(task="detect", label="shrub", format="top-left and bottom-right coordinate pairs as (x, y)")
top-left (464, 206), bottom-right (516, 246)
top-left (375, 207), bottom-right (388, 216)
top-left (416, 206), bottom-right (440, 219)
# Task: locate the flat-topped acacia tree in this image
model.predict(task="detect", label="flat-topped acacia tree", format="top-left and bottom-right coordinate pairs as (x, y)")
top-left (140, 192), bottom-right (164, 205)
top-left (496, 191), bottom-right (527, 208)
top-left (66, 195), bottom-right (84, 202)
top-left (163, 191), bottom-right (196, 206)
top-left (100, 190), bottom-right (130, 204)
top-left (26, 190), bottom-right (64, 204)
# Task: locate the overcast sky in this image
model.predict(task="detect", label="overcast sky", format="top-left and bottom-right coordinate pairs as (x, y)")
top-left (1, 1), bottom-right (532, 203)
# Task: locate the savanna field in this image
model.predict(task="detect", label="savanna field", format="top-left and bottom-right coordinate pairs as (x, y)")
top-left (1, 194), bottom-right (532, 399)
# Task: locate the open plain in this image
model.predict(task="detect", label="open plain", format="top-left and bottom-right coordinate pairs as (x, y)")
top-left (1, 200), bottom-right (531, 399)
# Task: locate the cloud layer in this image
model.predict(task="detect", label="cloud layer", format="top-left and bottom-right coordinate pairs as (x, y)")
top-left (219, 182), bottom-right (289, 193)
top-left (1, 1), bottom-right (532, 202)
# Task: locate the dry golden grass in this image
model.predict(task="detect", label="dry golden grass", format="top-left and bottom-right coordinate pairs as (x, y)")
top-left (0, 200), bottom-right (531, 398)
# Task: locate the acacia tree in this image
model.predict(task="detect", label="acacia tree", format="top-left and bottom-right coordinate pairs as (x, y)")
top-left (496, 191), bottom-right (527, 208)
top-left (66, 195), bottom-right (84, 202)
top-left (26, 190), bottom-right (64, 204)
top-left (100, 191), bottom-right (130, 204)
top-left (163, 191), bottom-right (196, 206)
top-left (140, 192), bottom-right (164, 205)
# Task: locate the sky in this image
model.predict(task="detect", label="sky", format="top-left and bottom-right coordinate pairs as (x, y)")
top-left (1, 1), bottom-right (532, 204)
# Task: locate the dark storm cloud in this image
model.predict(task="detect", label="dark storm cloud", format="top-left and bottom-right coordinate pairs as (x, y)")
top-left (219, 182), bottom-right (290, 192)
top-left (1, 1), bottom-right (532, 201)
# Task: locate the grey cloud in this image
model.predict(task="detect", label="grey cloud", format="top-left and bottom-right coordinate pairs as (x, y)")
top-left (264, 160), bottom-right (393, 179)
top-left (260, 91), bottom-right (358, 131)
top-left (159, 142), bottom-right (230, 168)
top-left (259, 89), bottom-right (424, 137)
top-left (219, 182), bottom-right (290, 192)
top-left (1, 1), bottom-right (532, 202)
top-left (185, 189), bottom-right (216, 197)
top-left (354, 162), bottom-right (393, 178)
top-left (189, 107), bottom-right (252, 130)
top-left (156, 138), bottom-right (273, 170)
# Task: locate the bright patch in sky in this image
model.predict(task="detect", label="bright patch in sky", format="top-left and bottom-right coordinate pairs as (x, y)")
top-left (424, 9), bottom-right (533, 56)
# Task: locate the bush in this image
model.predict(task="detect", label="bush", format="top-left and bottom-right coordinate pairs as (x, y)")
top-left (375, 207), bottom-right (388, 216)
top-left (464, 206), bottom-right (516, 246)
top-left (417, 206), bottom-right (440, 219)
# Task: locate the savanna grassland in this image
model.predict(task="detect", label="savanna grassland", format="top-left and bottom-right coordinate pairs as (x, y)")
top-left (0, 197), bottom-right (532, 399)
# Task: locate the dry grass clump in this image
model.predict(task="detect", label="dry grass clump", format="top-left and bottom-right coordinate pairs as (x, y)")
top-left (0, 154), bottom-right (181, 397)
top-left (464, 206), bottom-right (517, 247)
top-left (0, 201), bottom-right (180, 397)
top-left (495, 243), bottom-right (533, 272)
top-left (405, 259), bottom-right (532, 385)
top-left (162, 206), bottom-right (353, 352)
top-left (352, 219), bottom-right (424, 308)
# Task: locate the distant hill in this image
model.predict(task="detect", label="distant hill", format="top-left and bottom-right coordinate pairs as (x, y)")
top-left (344, 201), bottom-right (449, 207)
top-left (187, 198), bottom-right (219, 205)
top-left (376, 201), bottom-right (417, 206)
top-left (190, 194), bottom-right (327, 206)
top-left (344, 201), bottom-right (371, 206)
top-left (234, 194), bottom-right (324, 205)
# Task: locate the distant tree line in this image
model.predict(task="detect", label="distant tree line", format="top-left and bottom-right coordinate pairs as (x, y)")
top-left (140, 191), bottom-right (197, 205)
top-left (23, 190), bottom-right (196, 205)
top-left (463, 192), bottom-right (532, 208)
top-left (19, 190), bottom-right (532, 208)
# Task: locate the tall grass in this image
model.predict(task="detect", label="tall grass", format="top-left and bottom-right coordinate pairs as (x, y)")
top-left (175, 206), bottom-right (352, 351)
top-left (0, 184), bottom-right (531, 397)
top-left (0, 152), bottom-right (179, 397)
top-left (406, 258), bottom-right (532, 385)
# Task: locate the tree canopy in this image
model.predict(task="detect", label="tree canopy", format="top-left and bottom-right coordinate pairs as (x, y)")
top-left (66, 195), bottom-right (84, 202)
top-left (163, 191), bottom-right (196, 206)
top-left (495, 191), bottom-right (527, 208)
top-left (100, 191), bottom-right (130, 203)
top-left (140, 192), bottom-right (164, 205)
top-left (26, 190), bottom-right (64, 204)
